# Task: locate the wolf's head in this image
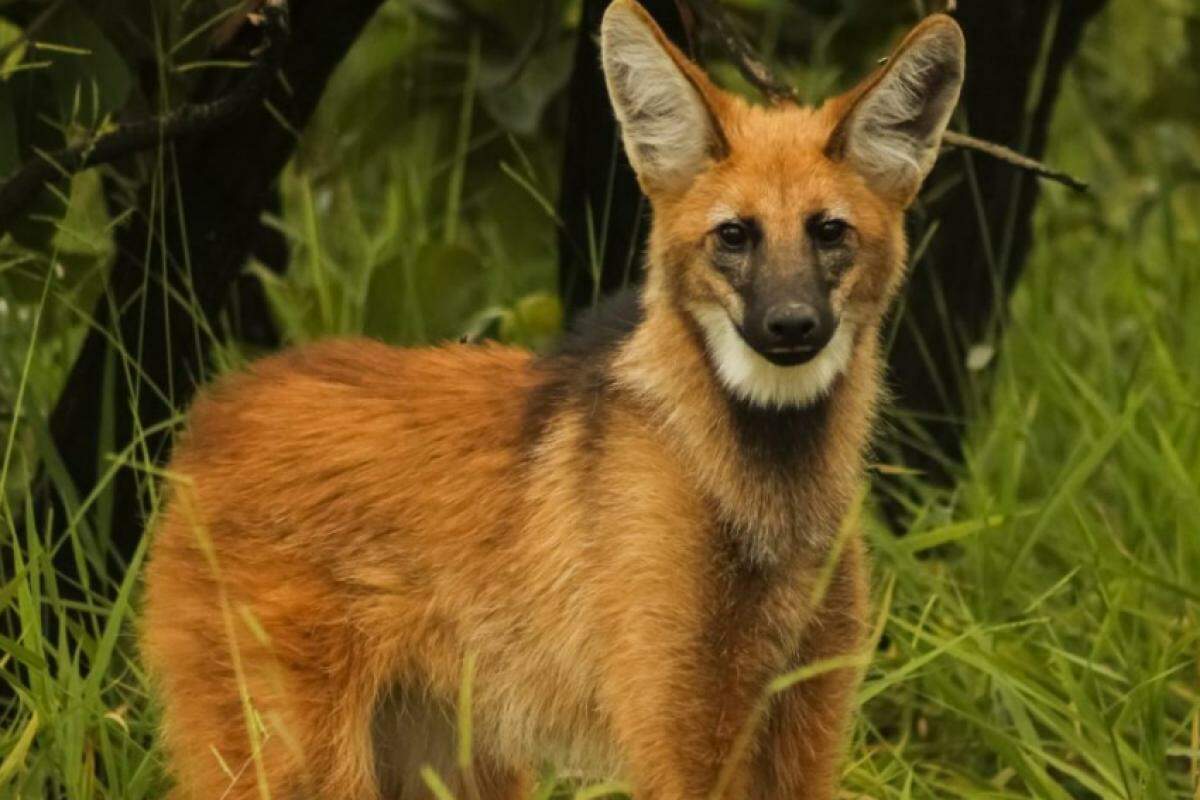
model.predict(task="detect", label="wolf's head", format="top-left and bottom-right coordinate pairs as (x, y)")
top-left (600, 1), bottom-right (964, 409)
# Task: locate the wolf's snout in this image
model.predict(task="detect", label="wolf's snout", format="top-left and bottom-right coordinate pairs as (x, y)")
top-left (761, 302), bottom-right (835, 356)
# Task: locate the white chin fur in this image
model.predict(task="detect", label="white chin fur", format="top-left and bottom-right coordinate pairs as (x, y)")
top-left (691, 305), bottom-right (855, 409)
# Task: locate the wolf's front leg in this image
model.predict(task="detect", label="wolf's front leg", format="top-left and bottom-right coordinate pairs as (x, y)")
top-left (752, 657), bottom-right (862, 800)
top-left (598, 573), bottom-right (763, 800)
top-left (752, 541), bottom-right (869, 800)
top-left (606, 660), bottom-right (759, 800)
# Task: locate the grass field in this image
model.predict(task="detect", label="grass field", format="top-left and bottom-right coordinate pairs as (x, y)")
top-left (1, 0), bottom-right (1198, 797)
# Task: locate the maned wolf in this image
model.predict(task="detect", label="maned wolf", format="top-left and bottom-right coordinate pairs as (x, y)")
top-left (141, 2), bottom-right (965, 798)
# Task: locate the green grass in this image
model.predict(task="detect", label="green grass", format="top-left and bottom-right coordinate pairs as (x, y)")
top-left (1, 0), bottom-right (1198, 798)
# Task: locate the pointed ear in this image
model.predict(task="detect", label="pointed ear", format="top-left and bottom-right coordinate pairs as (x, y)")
top-left (601, 0), bottom-right (729, 194)
top-left (826, 15), bottom-right (965, 202)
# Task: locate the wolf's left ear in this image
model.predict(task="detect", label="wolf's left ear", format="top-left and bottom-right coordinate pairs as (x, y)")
top-left (601, 0), bottom-right (729, 194)
top-left (827, 15), bottom-right (965, 203)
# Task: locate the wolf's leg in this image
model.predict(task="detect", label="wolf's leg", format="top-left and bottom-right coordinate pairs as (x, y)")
top-left (145, 530), bottom-right (385, 800)
top-left (752, 540), bottom-right (868, 800)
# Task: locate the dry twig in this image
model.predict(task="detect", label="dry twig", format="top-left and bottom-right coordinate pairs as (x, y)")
top-left (941, 130), bottom-right (1087, 192)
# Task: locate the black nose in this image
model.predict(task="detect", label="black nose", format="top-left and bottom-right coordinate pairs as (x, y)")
top-left (763, 302), bottom-right (829, 350)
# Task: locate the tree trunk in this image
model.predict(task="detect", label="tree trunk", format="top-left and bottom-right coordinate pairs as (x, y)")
top-left (881, 0), bottom-right (1107, 501)
top-left (556, 0), bottom-right (688, 314)
top-left (33, 0), bottom-right (385, 591)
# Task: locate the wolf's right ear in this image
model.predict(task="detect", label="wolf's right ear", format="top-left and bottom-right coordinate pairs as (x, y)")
top-left (601, 0), bottom-right (729, 194)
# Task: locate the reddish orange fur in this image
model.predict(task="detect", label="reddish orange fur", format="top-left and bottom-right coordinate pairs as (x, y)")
top-left (141, 5), bottom-right (963, 798)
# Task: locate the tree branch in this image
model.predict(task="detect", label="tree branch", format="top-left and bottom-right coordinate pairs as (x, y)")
top-left (0, 0), bottom-right (290, 232)
top-left (679, 0), bottom-right (798, 104)
top-left (678, 0), bottom-right (1088, 193)
top-left (941, 130), bottom-right (1087, 192)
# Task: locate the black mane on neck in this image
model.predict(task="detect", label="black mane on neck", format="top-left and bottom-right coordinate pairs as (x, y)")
top-left (724, 386), bottom-right (836, 476)
top-left (546, 288), bottom-right (645, 362)
top-left (521, 289), bottom-right (645, 449)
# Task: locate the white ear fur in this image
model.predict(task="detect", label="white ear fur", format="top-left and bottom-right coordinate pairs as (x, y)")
top-left (600, 1), bottom-right (723, 193)
top-left (834, 18), bottom-right (965, 199)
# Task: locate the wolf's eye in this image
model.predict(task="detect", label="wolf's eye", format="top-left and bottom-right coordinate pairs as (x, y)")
top-left (716, 221), bottom-right (752, 251)
top-left (811, 218), bottom-right (849, 247)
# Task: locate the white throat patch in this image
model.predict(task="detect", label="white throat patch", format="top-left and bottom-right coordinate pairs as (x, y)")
top-left (691, 305), bottom-right (855, 409)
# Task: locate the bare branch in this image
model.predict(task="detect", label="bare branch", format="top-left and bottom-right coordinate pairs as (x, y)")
top-left (942, 130), bottom-right (1087, 192)
top-left (0, 0), bottom-right (290, 232)
top-left (677, 0), bottom-right (1087, 193)
top-left (684, 0), bottom-right (799, 103)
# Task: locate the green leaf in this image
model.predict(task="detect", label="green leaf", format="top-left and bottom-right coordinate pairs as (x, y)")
top-left (411, 243), bottom-right (488, 343)
top-left (1, 169), bottom-right (112, 295)
top-left (49, 169), bottom-right (112, 259)
top-left (500, 291), bottom-right (562, 350)
top-left (0, 15), bottom-right (24, 79)
top-left (41, 6), bottom-right (133, 128)
top-left (362, 254), bottom-right (408, 343)
top-left (0, 712), bottom-right (38, 791)
top-left (480, 35), bottom-right (574, 136)
top-left (364, 243), bottom-right (488, 345)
